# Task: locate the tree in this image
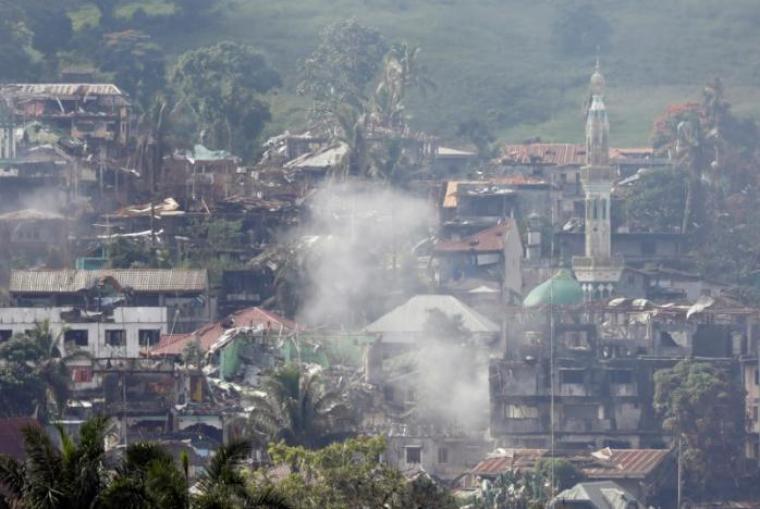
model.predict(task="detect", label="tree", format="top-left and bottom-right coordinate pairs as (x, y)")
top-left (248, 364), bottom-right (354, 449)
top-left (170, 42), bottom-right (281, 160)
top-left (552, 4), bottom-right (612, 56)
top-left (98, 30), bottom-right (167, 111)
top-left (263, 436), bottom-right (410, 509)
top-left (654, 360), bottom-right (745, 497)
top-left (0, 321), bottom-right (70, 420)
top-left (0, 415), bottom-right (110, 509)
top-left (195, 439), bottom-right (292, 509)
top-left (0, 3), bottom-right (39, 82)
top-left (298, 19), bottom-right (388, 107)
top-left (624, 169), bottom-right (686, 232)
top-left (101, 442), bottom-right (189, 509)
top-left (23, 0), bottom-right (73, 56)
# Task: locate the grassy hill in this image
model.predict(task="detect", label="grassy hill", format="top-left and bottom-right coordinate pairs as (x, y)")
top-left (75, 0), bottom-right (760, 146)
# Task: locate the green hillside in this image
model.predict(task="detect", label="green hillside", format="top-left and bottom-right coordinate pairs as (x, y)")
top-left (78, 0), bottom-right (760, 145)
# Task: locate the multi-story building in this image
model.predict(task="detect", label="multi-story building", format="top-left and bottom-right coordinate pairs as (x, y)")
top-left (8, 269), bottom-right (209, 333)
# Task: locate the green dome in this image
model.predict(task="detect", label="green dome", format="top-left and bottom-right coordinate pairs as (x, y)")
top-left (523, 269), bottom-right (584, 308)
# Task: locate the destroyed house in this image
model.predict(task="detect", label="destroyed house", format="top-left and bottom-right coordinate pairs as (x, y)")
top-left (9, 269), bottom-right (209, 333)
top-left (0, 84), bottom-right (130, 146)
top-left (432, 219), bottom-right (523, 303)
top-left (490, 297), bottom-right (757, 451)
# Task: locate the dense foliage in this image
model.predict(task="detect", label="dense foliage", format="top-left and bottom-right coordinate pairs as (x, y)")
top-left (654, 361), bottom-right (746, 497)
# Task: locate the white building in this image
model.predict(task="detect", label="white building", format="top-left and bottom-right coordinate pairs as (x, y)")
top-left (0, 307), bottom-right (168, 358)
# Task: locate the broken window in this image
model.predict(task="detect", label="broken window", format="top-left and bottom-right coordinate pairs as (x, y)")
top-left (505, 405), bottom-right (539, 419)
top-left (0, 330), bottom-right (11, 342)
top-left (610, 370), bottom-right (633, 384)
top-left (138, 329), bottom-right (161, 348)
top-left (560, 369), bottom-right (584, 384)
top-left (65, 329), bottom-right (89, 347)
top-left (438, 447), bottom-right (449, 464)
top-left (105, 329), bottom-right (126, 347)
top-left (405, 446), bottom-right (422, 464)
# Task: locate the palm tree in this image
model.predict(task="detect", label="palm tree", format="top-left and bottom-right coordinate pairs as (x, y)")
top-left (0, 415), bottom-right (110, 509)
top-left (100, 442), bottom-right (189, 509)
top-left (0, 321), bottom-right (71, 420)
top-left (248, 365), bottom-right (354, 449)
top-left (194, 440), bottom-right (291, 509)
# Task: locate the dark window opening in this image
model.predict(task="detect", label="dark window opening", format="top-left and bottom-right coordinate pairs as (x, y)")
top-left (383, 386), bottom-right (394, 402)
top-left (610, 370), bottom-right (633, 384)
top-left (438, 447), bottom-right (449, 464)
top-left (0, 330), bottom-right (12, 342)
top-left (138, 329), bottom-right (161, 348)
top-left (105, 329), bottom-right (126, 347)
top-left (641, 239), bottom-right (657, 256)
top-left (65, 329), bottom-right (89, 347)
top-left (659, 331), bottom-right (678, 348)
top-left (406, 446), bottom-right (422, 464)
top-left (560, 370), bottom-right (584, 384)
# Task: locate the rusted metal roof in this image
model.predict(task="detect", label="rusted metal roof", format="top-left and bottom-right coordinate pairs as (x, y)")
top-left (470, 449), bottom-right (548, 476)
top-left (499, 143), bottom-right (586, 166)
top-left (583, 448), bottom-right (671, 479)
top-left (443, 176), bottom-right (549, 208)
top-left (470, 448), bottom-right (671, 480)
top-left (10, 269), bottom-right (207, 294)
top-left (435, 220), bottom-right (515, 253)
top-left (2, 83), bottom-right (125, 97)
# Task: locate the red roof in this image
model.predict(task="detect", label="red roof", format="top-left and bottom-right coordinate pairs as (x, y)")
top-left (499, 143), bottom-right (586, 167)
top-left (470, 448), bottom-right (671, 480)
top-left (583, 448), bottom-right (671, 479)
top-left (151, 307), bottom-right (299, 356)
top-left (0, 418), bottom-right (39, 460)
top-left (435, 221), bottom-right (515, 253)
top-left (470, 449), bottom-right (548, 476)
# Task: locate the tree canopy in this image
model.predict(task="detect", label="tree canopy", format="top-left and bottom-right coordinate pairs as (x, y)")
top-left (170, 41), bottom-right (281, 160)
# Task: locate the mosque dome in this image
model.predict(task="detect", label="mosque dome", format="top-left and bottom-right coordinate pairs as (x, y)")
top-left (523, 269), bottom-right (584, 308)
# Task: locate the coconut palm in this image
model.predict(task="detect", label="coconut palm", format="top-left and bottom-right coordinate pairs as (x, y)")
top-left (194, 440), bottom-right (291, 509)
top-left (248, 365), bottom-right (354, 449)
top-left (0, 415), bottom-right (110, 509)
top-left (0, 320), bottom-right (71, 420)
top-left (100, 442), bottom-right (189, 509)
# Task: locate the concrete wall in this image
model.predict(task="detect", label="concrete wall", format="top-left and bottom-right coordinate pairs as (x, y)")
top-left (0, 306), bottom-right (168, 358)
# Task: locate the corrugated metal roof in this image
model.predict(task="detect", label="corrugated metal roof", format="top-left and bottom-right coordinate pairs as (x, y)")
top-left (470, 449), bottom-right (548, 475)
top-left (584, 448), bottom-right (671, 479)
top-left (471, 448), bottom-right (671, 480)
top-left (499, 143), bottom-right (586, 166)
top-left (443, 176), bottom-right (549, 208)
top-left (2, 83), bottom-right (125, 97)
top-left (10, 269), bottom-right (207, 294)
top-left (284, 143), bottom-right (348, 170)
top-left (435, 220), bottom-right (515, 254)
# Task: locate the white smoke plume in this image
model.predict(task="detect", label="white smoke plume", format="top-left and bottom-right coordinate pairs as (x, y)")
top-left (296, 180), bottom-right (435, 328)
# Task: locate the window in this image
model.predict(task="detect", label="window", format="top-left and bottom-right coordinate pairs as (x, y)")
top-left (406, 388), bottom-right (416, 403)
top-left (610, 370), bottom-right (633, 384)
top-left (560, 370), bottom-right (584, 384)
top-left (64, 329), bottom-right (89, 347)
top-left (383, 386), bottom-right (395, 402)
top-left (105, 329), bottom-right (126, 347)
top-left (601, 199), bottom-right (607, 220)
top-left (505, 405), bottom-right (539, 419)
top-left (138, 329), bottom-right (161, 348)
top-left (641, 239), bottom-right (657, 256)
top-left (0, 330), bottom-right (12, 342)
top-left (405, 446), bottom-right (422, 464)
top-left (592, 199), bottom-right (598, 220)
top-left (438, 447), bottom-right (449, 464)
